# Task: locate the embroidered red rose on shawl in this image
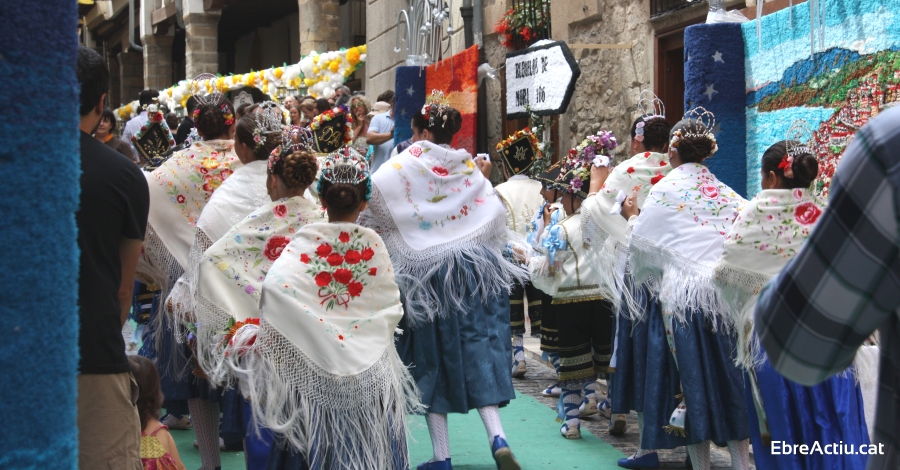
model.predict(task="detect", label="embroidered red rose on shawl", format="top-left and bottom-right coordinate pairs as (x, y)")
top-left (326, 253), bottom-right (345, 266)
top-left (316, 243), bottom-right (333, 258)
top-left (431, 166), bottom-right (450, 177)
top-left (176, 194), bottom-right (186, 204)
top-left (348, 281), bottom-right (364, 297)
top-left (650, 173), bottom-right (664, 185)
top-left (409, 146), bottom-right (423, 157)
top-left (344, 250), bottom-right (361, 264)
top-left (272, 204), bottom-right (288, 218)
top-left (315, 272), bottom-right (333, 287)
top-left (333, 269), bottom-right (353, 285)
top-left (339, 232), bottom-right (351, 243)
top-left (794, 202), bottom-right (822, 226)
top-left (263, 236), bottom-right (290, 261)
top-left (300, 254), bottom-right (311, 264)
top-left (699, 184), bottom-right (719, 199)
top-left (626, 167), bottom-right (635, 174)
top-left (361, 247), bottom-right (374, 261)
top-left (368, 267), bottom-right (377, 276)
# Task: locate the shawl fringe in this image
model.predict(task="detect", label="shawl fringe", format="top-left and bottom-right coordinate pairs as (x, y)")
top-left (229, 322), bottom-right (423, 469)
top-left (627, 234), bottom-right (732, 330)
top-left (365, 187), bottom-right (529, 328)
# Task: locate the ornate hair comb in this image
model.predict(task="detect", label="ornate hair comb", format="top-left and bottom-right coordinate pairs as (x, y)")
top-left (638, 90), bottom-right (666, 122)
top-left (670, 106), bottom-right (718, 155)
top-left (782, 120), bottom-right (813, 179)
top-left (421, 89), bottom-right (452, 128)
top-left (268, 126), bottom-right (316, 174)
top-left (190, 73), bottom-right (224, 108)
top-left (251, 101), bottom-right (285, 150)
top-left (317, 146), bottom-right (372, 200)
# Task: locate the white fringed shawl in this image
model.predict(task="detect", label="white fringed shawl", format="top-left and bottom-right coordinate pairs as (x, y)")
top-left (581, 151), bottom-right (672, 306)
top-left (233, 223), bottom-right (422, 469)
top-left (364, 141), bottom-right (528, 327)
top-left (167, 160), bottom-right (271, 344)
top-left (713, 188), bottom-right (824, 369)
top-left (628, 163), bottom-right (746, 325)
top-left (191, 196), bottom-right (325, 383)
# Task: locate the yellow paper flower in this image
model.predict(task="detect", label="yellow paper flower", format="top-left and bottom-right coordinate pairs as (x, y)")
top-left (346, 48), bottom-right (361, 66)
top-left (275, 67), bottom-right (283, 79)
top-left (329, 61), bottom-right (340, 73)
top-left (313, 66), bottom-right (320, 75)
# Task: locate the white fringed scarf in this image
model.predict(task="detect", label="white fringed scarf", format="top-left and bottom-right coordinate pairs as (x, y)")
top-left (713, 188), bottom-right (824, 368)
top-left (365, 141), bottom-right (528, 327)
top-left (232, 223), bottom-right (423, 469)
top-left (581, 151), bottom-right (672, 306)
top-left (628, 163), bottom-right (746, 324)
top-left (191, 196), bottom-right (326, 383)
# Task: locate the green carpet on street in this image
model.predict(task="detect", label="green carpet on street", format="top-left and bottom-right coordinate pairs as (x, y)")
top-left (170, 391), bottom-right (624, 469)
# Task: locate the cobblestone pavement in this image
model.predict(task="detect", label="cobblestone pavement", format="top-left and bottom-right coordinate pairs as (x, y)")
top-left (515, 342), bottom-right (755, 469)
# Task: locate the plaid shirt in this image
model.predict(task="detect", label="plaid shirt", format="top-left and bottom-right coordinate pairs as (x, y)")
top-left (755, 105), bottom-right (900, 469)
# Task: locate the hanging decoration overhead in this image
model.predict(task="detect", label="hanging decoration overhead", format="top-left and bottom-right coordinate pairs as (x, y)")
top-left (112, 45), bottom-right (367, 121)
top-left (394, 0), bottom-right (454, 67)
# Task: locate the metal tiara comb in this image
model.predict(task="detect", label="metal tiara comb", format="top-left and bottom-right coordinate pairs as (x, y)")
top-left (421, 89), bottom-right (452, 128)
top-left (190, 73), bottom-right (224, 108)
top-left (638, 90), bottom-right (666, 121)
top-left (682, 106), bottom-right (717, 139)
top-left (320, 146), bottom-right (369, 185)
top-left (254, 101), bottom-right (286, 134)
top-left (786, 120), bottom-right (813, 159)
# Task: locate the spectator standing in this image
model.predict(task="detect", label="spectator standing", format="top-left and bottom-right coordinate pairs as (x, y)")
top-left (175, 96), bottom-right (198, 145)
top-left (755, 105), bottom-right (900, 469)
top-left (75, 45), bottom-right (150, 470)
top-left (94, 108), bottom-right (133, 160)
top-left (122, 88), bottom-right (159, 161)
top-left (366, 90), bottom-right (395, 173)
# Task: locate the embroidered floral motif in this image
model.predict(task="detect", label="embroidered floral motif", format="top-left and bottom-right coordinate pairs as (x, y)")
top-left (154, 141), bottom-right (238, 225)
top-left (303, 228), bottom-right (376, 311)
top-left (725, 189), bottom-right (824, 259)
top-left (652, 164), bottom-right (739, 234)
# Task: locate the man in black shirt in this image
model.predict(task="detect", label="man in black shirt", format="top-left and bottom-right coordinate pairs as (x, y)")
top-left (175, 95), bottom-right (198, 145)
top-left (76, 46), bottom-right (149, 470)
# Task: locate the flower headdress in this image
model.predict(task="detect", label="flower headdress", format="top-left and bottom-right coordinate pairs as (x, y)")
top-left (496, 127), bottom-right (540, 176)
top-left (635, 91), bottom-right (666, 143)
top-left (309, 105), bottom-right (354, 153)
top-left (555, 129), bottom-right (618, 198)
top-left (781, 119), bottom-right (813, 179)
top-left (669, 107), bottom-right (718, 155)
top-left (420, 90), bottom-right (452, 128)
top-left (316, 146), bottom-right (372, 201)
top-left (268, 126), bottom-right (315, 175)
top-left (251, 101), bottom-right (285, 151)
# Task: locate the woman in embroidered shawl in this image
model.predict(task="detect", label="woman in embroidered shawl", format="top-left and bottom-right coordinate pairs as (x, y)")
top-left (136, 97), bottom-right (241, 443)
top-left (228, 152), bottom-right (421, 470)
top-left (364, 92), bottom-right (526, 470)
top-left (166, 106), bottom-right (283, 470)
top-left (713, 141), bottom-right (869, 470)
top-left (624, 112), bottom-right (751, 470)
top-left (191, 144), bottom-right (324, 467)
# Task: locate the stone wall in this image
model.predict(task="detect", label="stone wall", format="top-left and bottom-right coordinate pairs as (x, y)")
top-left (118, 50), bottom-right (144, 108)
top-left (298, 0), bottom-right (341, 55)
top-left (143, 35), bottom-right (174, 91)
top-left (553, 0), bottom-right (655, 160)
top-left (184, 11), bottom-right (221, 77)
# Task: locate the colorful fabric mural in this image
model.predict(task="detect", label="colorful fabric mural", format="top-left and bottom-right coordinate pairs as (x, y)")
top-left (425, 45), bottom-right (480, 156)
top-left (742, 0), bottom-right (900, 198)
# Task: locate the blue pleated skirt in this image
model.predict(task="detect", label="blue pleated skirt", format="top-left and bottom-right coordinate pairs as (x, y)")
top-left (621, 293), bottom-right (688, 450)
top-left (747, 360), bottom-right (869, 470)
top-left (396, 261), bottom-right (516, 414)
top-left (672, 309), bottom-right (750, 446)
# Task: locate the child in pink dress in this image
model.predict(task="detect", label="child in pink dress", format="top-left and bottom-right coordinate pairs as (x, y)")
top-left (129, 356), bottom-right (187, 470)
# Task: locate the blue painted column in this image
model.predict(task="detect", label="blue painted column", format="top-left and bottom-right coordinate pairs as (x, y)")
top-left (684, 23), bottom-right (748, 197)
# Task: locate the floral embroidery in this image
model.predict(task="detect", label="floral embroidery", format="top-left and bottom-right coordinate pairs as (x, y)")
top-left (794, 201), bottom-right (822, 226)
top-left (263, 235), bottom-right (290, 261)
top-left (155, 141), bottom-right (238, 225)
top-left (272, 204), bottom-right (287, 218)
top-left (725, 188), bottom-right (824, 259)
top-left (652, 164), bottom-right (739, 234)
top-left (409, 146), bottom-right (423, 157)
top-left (303, 228), bottom-right (376, 311)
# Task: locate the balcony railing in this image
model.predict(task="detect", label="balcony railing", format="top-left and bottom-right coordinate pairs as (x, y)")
top-left (650, 0), bottom-right (705, 18)
top-left (509, 0), bottom-right (551, 50)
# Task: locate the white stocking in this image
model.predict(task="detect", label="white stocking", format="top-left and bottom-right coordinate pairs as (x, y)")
top-left (728, 439), bottom-right (750, 470)
top-left (477, 406), bottom-right (506, 446)
top-left (634, 412), bottom-right (655, 457)
top-left (686, 441), bottom-right (711, 470)
top-left (426, 413), bottom-right (451, 462)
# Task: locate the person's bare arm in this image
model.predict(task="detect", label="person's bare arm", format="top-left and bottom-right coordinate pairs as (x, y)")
top-left (118, 238), bottom-right (143, 325)
top-left (366, 129), bottom-right (393, 145)
top-left (158, 428), bottom-right (188, 470)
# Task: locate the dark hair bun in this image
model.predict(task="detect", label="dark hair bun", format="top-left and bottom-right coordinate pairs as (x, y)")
top-left (676, 135), bottom-right (714, 163)
top-left (195, 98), bottom-right (234, 138)
top-left (281, 151), bottom-right (318, 189)
top-left (320, 181), bottom-right (367, 218)
top-left (631, 116), bottom-right (672, 151)
top-left (411, 106), bottom-right (463, 145)
top-left (760, 140), bottom-right (819, 189)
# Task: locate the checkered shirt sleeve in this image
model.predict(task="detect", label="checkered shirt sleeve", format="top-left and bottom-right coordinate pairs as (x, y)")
top-left (755, 106), bottom-right (900, 468)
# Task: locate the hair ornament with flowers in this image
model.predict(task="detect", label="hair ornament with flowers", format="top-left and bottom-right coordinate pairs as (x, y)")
top-left (635, 91), bottom-right (666, 143)
top-left (268, 126), bottom-right (316, 175)
top-left (316, 146), bottom-right (372, 201)
top-left (555, 129), bottom-right (618, 197)
top-left (669, 106), bottom-right (718, 155)
top-left (421, 90), bottom-right (452, 128)
top-left (781, 119), bottom-right (813, 179)
top-left (250, 101), bottom-right (285, 150)
top-left (310, 105), bottom-right (354, 146)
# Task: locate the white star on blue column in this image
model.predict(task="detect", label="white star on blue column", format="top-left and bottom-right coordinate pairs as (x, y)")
top-left (407, 85), bottom-right (416, 96)
top-left (704, 84), bottom-right (718, 102)
top-left (712, 51), bottom-right (724, 63)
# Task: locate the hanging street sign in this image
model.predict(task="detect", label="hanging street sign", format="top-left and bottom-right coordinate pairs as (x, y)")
top-left (505, 40), bottom-right (581, 120)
